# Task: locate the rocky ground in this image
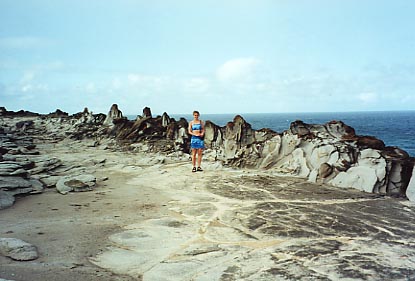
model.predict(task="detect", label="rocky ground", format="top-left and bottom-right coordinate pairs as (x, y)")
top-left (1, 115), bottom-right (415, 280)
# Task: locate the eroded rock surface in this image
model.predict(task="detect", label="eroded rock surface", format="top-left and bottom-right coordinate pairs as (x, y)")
top-left (1, 105), bottom-right (414, 207)
top-left (0, 238), bottom-right (38, 261)
top-left (56, 174), bottom-right (96, 194)
top-left (102, 106), bottom-right (414, 200)
top-left (0, 109), bottom-right (104, 208)
top-left (1, 105), bottom-right (415, 280)
top-left (91, 164), bottom-right (415, 280)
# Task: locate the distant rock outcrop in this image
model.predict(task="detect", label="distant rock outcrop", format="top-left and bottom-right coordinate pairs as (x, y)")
top-left (142, 107), bottom-right (152, 118)
top-left (46, 109), bottom-right (69, 118)
top-left (105, 106), bottom-right (189, 152)
top-left (103, 104), bottom-right (124, 126)
top-left (0, 107), bottom-right (39, 117)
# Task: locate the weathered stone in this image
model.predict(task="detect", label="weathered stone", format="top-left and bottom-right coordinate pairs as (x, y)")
top-left (142, 107), bottom-right (152, 118)
top-left (29, 157), bottom-right (62, 174)
top-left (46, 109), bottom-right (69, 117)
top-left (38, 175), bottom-right (61, 188)
top-left (356, 136), bottom-right (385, 150)
top-left (204, 121), bottom-right (222, 149)
top-left (406, 167), bottom-right (415, 202)
top-left (92, 166), bottom-right (415, 280)
top-left (9, 168), bottom-right (28, 177)
top-left (330, 166), bottom-right (378, 193)
top-left (309, 145), bottom-right (336, 170)
top-left (55, 180), bottom-right (75, 195)
top-left (166, 121), bottom-right (177, 140)
top-left (290, 120), bottom-right (311, 136)
top-left (103, 104), bottom-right (123, 126)
top-left (15, 120), bottom-right (34, 131)
top-left (56, 174), bottom-right (96, 195)
top-left (0, 176), bottom-right (32, 189)
top-left (2, 105), bottom-right (414, 202)
top-left (161, 112), bottom-right (170, 127)
top-left (0, 163), bottom-right (23, 176)
top-left (0, 238), bottom-right (39, 261)
top-left (326, 120), bottom-right (355, 139)
top-left (318, 163), bottom-right (333, 178)
top-left (0, 191), bottom-right (15, 209)
top-left (28, 179), bottom-right (44, 194)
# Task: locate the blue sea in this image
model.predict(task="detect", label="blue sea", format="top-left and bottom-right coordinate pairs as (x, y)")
top-left (131, 111), bottom-right (415, 157)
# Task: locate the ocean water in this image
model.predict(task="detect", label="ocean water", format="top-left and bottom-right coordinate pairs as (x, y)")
top-left (131, 111), bottom-right (415, 157)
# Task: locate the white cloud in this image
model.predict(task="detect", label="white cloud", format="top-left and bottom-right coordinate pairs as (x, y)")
top-left (358, 92), bottom-right (378, 103)
top-left (183, 78), bottom-right (210, 94)
top-left (20, 83), bottom-right (49, 93)
top-left (16, 71), bottom-right (49, 94)
top-left (85, 82), bottom-right (97, 94)
top-left (216, 57), bottom-right (261, 82)
top-left (6, 56), bottom-right (412, 115)
top-left (111, 78), bottom-right (122, 90)
top-left (127, 74), bottom-right (168, 85)
top-left (0, 36), bottom-right (56, 49)
top-left (20, 71), bottom-right (36, 84)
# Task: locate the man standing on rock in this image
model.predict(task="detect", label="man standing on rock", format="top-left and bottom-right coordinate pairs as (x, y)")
top-left (188, 110), bottom-right (205, 172)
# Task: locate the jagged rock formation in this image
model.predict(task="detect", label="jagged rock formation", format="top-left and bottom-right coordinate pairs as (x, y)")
top-left (142, 107), bottom-right (152, 118)
top-left (103, 104), bottom-right (123, 126)
top-left (0, 107), bottom-right (107, 209)
top-left (106, 109), bottom-right (189, 153)
top-left (46, 109), bottom-right (69, 118)
top-left (0, 107), bottom-right (39, 117)
top-left (1, 105), bottom-right (414, 202)
top-left (260, 120), bottom-right (413, 197)
top-left (0, 130), bottom-right (49, 209)
top-left (202, 117), bottom-right (414, 198)
top-left (99, 106), bottom-right (414, 199)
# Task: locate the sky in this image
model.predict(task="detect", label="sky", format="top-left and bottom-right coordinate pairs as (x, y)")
top-left (1, 0), bottom-right (414, 115)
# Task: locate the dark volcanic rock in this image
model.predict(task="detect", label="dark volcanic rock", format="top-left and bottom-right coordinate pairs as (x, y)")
top-left (46, 109), bottom-right (69, 118)
top-left (15, 120), bottom-right (34, 131)
top-left (103, 104), bottom-right (123, 126)
top-left (0, 107), bottom-right (39, 117)
top-left (142, 107), bottom-right (152, 118)
top-left (356, 135), bottom-right (386, 150)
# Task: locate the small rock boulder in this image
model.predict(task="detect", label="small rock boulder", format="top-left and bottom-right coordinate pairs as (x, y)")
top-left (56, 174), bottom-right (96, 195)
top-left (0, 191), bottom-right (15, 209)
top-left (0, 238), bottom-right (39, 261)
top-left (39, 175), bottom-right (61, 188)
